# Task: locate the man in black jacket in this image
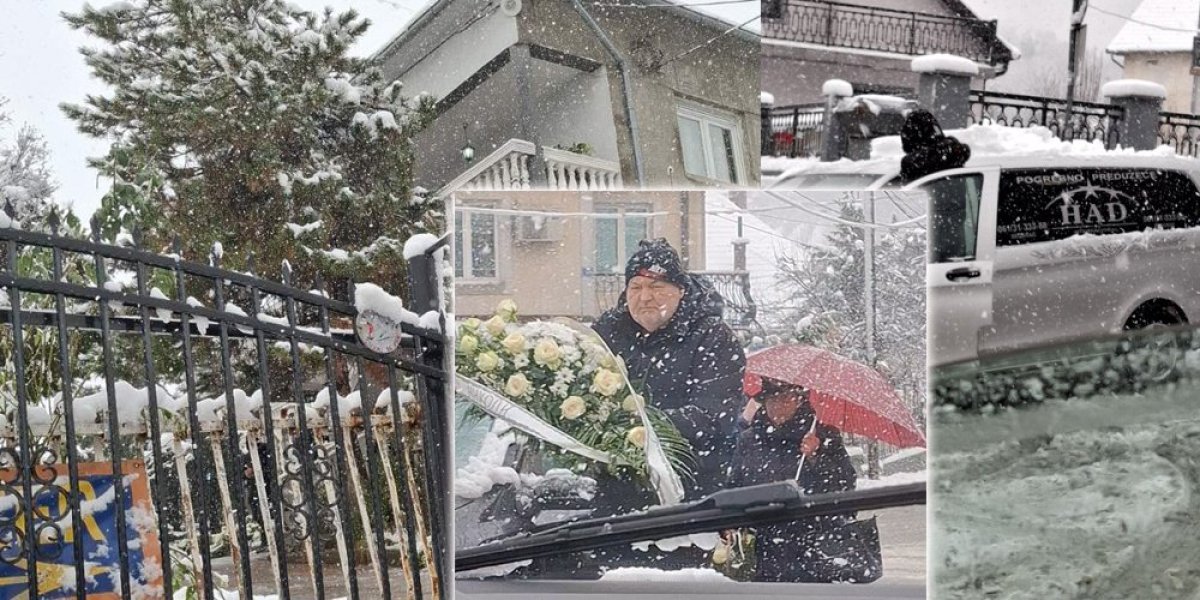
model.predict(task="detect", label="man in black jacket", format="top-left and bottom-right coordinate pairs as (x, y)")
top-left (592, 238), bottom-right (746, 502)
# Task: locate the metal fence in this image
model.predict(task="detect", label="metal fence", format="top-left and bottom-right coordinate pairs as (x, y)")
top-left (592, 272), bottom-right (758, 331)
top-left (0, 210), bottom-right (448, 599)
top-left (763, 103), bottom-right (826, 158)
top-left (968, 90), bottom-right (1124, 149)
top-left (762, 0), bottom-right (1005, 65)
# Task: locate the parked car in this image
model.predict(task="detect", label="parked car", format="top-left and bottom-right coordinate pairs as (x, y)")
top-left (769, 124), bottom-right (1200, 367)
top-left (909, 154), bottom-right (1200, 367)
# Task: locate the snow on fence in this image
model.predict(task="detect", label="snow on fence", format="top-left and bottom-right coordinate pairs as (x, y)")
top-left (0, 208), bottom-right (448, 599)
top-left (967, 90), bottom-right (1124, 150)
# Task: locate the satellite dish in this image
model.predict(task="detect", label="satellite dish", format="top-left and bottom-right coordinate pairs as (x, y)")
top-left (500, 0), bottom-right (522, 17)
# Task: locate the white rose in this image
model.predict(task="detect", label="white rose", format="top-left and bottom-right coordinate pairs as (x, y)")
top-left (475, 351), bottom-right (501, 373)
top-left (459, 334), bottom-right (479, 355)
top-left (622, 393), bottom-right (644, 413)
top-left (560, 396), bottom-right (587, 420)
top-left (599, 352), bottom-right (619, 370)
top-left (533, 338), bottom-right (562, 367)
top-left (592, 368), bottom-right (624, 397)
top-left (626, 426), bottom-right (647, 448)
top-left (462, 317), bottom-right (482, 331)
top-left (501, 333), bottom-right (527, 356)
top-left (712, 543), bottom-right (729, 565)
top-left (505, 373), bottom-right (531, 397)
top-left (484, 315), bottom-right (507, 337)
top-left (496, 299), bottom-right (519, 322)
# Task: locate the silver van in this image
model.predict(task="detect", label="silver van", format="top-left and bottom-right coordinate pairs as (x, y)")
top-left (910, 155), bottom-right (1200, 367)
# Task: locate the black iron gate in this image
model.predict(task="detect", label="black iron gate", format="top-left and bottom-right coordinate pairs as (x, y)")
top-left (0, 207), bottom-right (448, 599)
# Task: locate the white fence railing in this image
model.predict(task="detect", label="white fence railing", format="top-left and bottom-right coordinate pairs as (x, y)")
top-left (440, 139), bottom-right (623, 194)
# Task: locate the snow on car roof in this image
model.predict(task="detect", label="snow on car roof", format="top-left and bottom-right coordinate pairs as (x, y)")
top-left (1107, 0), bottom-right (1200, 55)
top-left (772, 123), bottom-right (1198, 187)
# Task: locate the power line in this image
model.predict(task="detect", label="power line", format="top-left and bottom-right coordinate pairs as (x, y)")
top-left (658, 14), bottom-right (760, 68)
top-left (1089, 2), bottom-right (1200, 35)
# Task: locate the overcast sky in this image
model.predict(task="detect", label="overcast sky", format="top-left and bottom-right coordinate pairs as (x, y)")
top-left (964, 0), bottom-right (1144, 91)
top-left (0, 0), bottom-right (1146, 219)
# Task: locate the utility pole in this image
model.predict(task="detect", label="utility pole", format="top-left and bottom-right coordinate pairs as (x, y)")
top-left (1065, 0), bottom-right (1087, 131)
top-left (864, 192), bottom-right (880, 480)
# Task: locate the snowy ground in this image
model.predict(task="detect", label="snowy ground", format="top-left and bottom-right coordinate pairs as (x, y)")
top-left (933, 390), bottom-right (1200, 599)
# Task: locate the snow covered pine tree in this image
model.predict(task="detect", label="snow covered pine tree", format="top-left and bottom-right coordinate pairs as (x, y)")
top-left (61, 0), bottom-right (439, 294)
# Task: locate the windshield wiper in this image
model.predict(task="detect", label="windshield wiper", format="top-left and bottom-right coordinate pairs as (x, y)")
top-left (456, 481), bottom-right (925, 572)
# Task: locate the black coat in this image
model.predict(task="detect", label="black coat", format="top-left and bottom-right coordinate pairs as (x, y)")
top-left (898, 109), bottom-right (971, 184)
top-left (592, 274), bottom-right (746, 500)
top-left (730, 406), bottom-right (861, 582)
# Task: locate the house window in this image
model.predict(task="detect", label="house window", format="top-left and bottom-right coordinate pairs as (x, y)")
top-left (676, 103), bottom-right (744, 184)
top-left (594, 205), bottom-right (650, 274)
top-left (454, 207), bottom-right (498, 280)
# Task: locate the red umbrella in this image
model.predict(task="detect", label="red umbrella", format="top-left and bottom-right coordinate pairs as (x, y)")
top-left (745, 345), bottom-right (926, 448)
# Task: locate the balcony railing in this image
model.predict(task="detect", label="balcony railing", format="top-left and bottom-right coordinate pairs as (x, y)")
top-left (762, 0), bottom-right (1009, 67)
top-left (440, 139), bottom-right (623, 195)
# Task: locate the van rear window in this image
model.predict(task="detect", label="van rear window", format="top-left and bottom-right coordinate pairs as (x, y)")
top-left (997, 168), bottom-right (1200, 246)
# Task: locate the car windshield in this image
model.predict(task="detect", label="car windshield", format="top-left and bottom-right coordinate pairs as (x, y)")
top-left (453, 191), bottom-right (927, 592)
top-left (931, 324), bottom-right (1200, 597)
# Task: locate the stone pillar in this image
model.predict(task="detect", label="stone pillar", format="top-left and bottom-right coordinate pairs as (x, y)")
top-left (1102, 79), bottom-right (1167, 151)
top-left (819, 79), bottom-right (853, 162)
top-left (912, 54), bottom-right (978, 129)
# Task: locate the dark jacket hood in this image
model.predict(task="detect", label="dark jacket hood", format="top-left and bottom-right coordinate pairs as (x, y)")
top-left (900, 109), bottom-right (944, 153)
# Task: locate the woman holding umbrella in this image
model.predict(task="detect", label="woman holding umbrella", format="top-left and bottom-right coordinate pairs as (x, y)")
top-left (727, 375), bottom-right (865, 582)
top-left (723, 344), bottom-right (924, 583)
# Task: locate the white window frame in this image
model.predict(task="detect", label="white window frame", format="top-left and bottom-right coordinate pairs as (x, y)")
top-left (592, 203), bottom-right (654, 274)
top-left (675, 100), bottom-right (747, 185)
top-left (454, 205), bottom-right (501, 283)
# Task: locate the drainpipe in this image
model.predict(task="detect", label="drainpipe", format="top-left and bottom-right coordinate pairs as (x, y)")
top-left (569, 0), bottom-right (647, 186)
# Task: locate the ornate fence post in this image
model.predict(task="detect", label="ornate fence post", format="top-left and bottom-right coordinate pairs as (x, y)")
top-left (913, 54), bottom-right (977, 129)
top-left (819, 78), bottom-right (853, 162)
top-left (406, 237), bottom-right (450, 596)
top-left (1102, 79), bottom-right (1166, 151)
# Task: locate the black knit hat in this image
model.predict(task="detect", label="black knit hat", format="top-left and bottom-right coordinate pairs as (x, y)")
top-left (624, 238), bottom-right (687, 287)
